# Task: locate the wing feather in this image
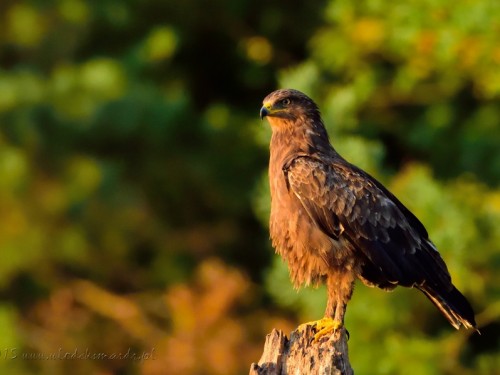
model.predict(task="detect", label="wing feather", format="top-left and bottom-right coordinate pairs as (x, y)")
top-left (285, 155), bottom-right (452, 289)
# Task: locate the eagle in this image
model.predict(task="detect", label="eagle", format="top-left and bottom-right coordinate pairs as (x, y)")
top-left (260, 88), bottom-right (477, 339)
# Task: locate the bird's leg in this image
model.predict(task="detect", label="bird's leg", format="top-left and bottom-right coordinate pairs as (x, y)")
top-left (297, 271), bottom-right (355, 342)
top-left (297, 278), bottom-right (336, 338)
top-left (297, 295), bottom-right (338, 337)
top-left (313, 273), bottom-right (355, 342)
top-left (307, 277), bottom-right (345, 342)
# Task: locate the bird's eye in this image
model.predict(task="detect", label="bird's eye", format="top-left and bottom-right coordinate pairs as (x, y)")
top-left (282, 98), bottom-right (291, 106)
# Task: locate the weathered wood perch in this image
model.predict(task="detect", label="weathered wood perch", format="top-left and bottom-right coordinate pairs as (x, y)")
top-left (249, 325), bottom-right (353, 375)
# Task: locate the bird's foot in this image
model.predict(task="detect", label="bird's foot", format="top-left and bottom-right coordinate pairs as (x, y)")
top-left (298, 317), bottom-right (343, 342)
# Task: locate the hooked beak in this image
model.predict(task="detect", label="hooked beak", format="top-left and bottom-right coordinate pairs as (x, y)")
top-left (260, 102), bottom-right (272, 120)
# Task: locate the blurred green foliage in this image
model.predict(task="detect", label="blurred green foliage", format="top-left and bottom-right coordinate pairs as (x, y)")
top-left (0, 0), bottom-right (498, 374)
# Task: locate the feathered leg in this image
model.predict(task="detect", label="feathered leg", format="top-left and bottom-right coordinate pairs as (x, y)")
top-left (298, 271), bottom-right (355, 342)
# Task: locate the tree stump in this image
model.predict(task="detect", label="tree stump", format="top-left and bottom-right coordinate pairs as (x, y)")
top-left (249, 325), bottom-right (353, 375)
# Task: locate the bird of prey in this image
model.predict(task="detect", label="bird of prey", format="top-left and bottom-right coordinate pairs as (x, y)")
top-left (260, 88), bottom-right (477, 339)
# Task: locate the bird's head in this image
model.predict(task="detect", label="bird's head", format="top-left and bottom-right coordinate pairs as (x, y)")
top-left (260, 89), bottom-right (321, 129)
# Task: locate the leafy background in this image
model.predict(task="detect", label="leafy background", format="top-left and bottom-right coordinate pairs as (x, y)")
top-left (0, 0), bottom-right (499, 374)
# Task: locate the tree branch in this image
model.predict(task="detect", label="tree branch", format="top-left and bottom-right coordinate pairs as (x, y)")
top-left (249, 325), bottom-right (353, 375)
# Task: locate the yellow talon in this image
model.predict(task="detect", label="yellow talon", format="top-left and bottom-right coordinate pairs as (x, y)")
top-left (297, 317), bottom-right (342, 342)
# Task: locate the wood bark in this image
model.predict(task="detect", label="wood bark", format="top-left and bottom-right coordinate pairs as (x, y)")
top-left (249, 325), bottom-right (353, 375)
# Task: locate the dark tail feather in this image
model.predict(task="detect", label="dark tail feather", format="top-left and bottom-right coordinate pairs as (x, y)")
top-left (419, 285), bottom-right (478, 332)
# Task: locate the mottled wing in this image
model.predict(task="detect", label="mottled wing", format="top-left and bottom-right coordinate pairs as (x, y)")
top-left (284, 155), bottom-right (451, 290)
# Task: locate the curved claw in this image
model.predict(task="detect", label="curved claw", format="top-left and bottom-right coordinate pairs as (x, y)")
top-left (313, 318), bottom-right (342, 342)
top-left (298, 317), bottom-right (343, 342)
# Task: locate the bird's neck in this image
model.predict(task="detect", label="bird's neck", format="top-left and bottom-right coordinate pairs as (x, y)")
top-left (269, 117), bottom-right (334, 165)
